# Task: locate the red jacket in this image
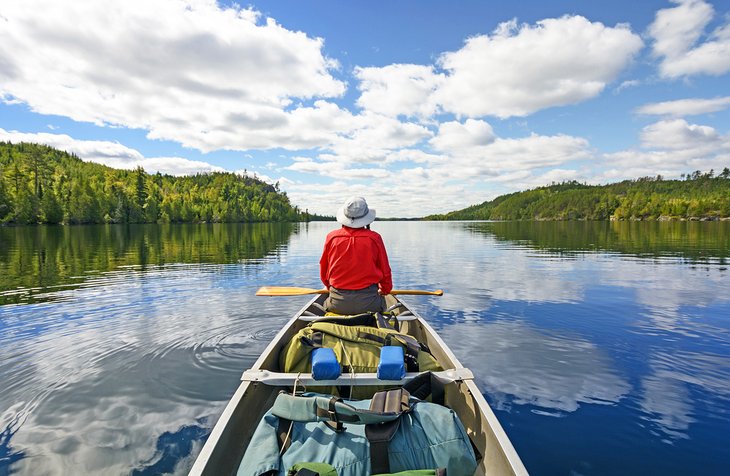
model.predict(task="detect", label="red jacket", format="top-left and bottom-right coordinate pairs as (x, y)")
top-left (320, 226), bottom-right (393, 294)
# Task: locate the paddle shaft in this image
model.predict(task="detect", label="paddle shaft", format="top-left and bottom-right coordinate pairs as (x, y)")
top-left (256, 286), bottom-right (443, 296)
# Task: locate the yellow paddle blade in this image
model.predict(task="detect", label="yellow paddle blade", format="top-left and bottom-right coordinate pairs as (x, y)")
top-left (255, 286), bottom-right (328, 296)
top-left (255, 287), bottom-right (444, 296)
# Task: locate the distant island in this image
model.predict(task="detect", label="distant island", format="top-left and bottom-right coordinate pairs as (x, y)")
top-left (0, 142), bottom-right (330, 225)
top-left (425, 171), bottom-right (730, 221)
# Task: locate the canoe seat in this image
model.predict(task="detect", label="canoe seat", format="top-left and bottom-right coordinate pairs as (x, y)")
top-left (299, 312), bottom-right (416, 322)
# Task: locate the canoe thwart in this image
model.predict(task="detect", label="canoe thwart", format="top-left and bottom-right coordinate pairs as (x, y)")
top-left (241, 368), bottom-right (474, 386)
top-left (298, 313), bottom-right (417, 322)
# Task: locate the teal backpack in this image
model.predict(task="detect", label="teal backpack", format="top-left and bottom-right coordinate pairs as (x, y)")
top-left (236, 383), bottom-right (477, 476)
top-left (288, 462), bottom-right (445, 476)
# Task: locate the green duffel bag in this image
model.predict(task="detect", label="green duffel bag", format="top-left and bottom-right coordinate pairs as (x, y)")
top-left (279, 313), bottom-right (442, 397)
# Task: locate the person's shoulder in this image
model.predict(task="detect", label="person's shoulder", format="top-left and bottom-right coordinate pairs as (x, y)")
top-left (326, 227), bottom-right (348, 239)
top-left (361, 228), bottom-right (384, 241)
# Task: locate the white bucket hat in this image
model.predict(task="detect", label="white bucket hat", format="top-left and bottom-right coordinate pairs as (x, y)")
top-left (336, 196), bottom-right (376, 228)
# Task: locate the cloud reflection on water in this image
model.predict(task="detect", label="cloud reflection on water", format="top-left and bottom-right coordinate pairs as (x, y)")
top-left (0, 264), bottom-right (288, 475)
top-left (441, 320), bottom-right (630, 414)
top-left (382, 222), bottom-right (584, 314)
top-left (381, 221), bottom-right (730, 443)
top-left (2, 221), bottom-right (729, 474)
top-left (640, 350), bottom-right (730, 441)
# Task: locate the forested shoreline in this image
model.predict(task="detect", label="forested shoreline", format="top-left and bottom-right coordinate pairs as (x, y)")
top-left (427, 171), bottom-right (730, 221)
top-left (0, 142), bottom-right (326, 225)
top-left (5, 142), bottom-right (729, 225)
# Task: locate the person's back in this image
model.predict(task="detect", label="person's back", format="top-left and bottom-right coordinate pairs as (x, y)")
top-left (320, 197), bottom-right (392, 315)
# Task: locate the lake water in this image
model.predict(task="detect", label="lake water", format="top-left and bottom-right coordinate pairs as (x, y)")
top-left (1, 221), bottom-right (728, 475)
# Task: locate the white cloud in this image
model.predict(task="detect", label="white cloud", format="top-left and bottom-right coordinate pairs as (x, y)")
top-left (282, 115), bottom-right (594, 216)
top-left (649, 0), bottom-right (714, 58)
top-left (0, 0), bottom-right (346, 152)
top-left (649, 0), bottom-right (730, 77)
top-left (422, 120), bottom-right (592, 184)
top-left (355, 64), bottom-right (444, 118)
top-left (282, 170), bottom-right (477, 218)
top-left (441, 133), bottom-right (592, 174)
top-left (600, 118), bottom-right (730, 180)
top-left (0, 128), bottom-right (225, 176)
top-left (285, 158), bottom-right (389, 180)
top-left (509, 168), bottom-right (582, 190)
top-left (614, 79), bottom-right (642, 93)
top-left (353, 16), bottom-right (642, 119)
top-left (381, 149), bottom-right (444, 165)
top-left (284, 181), bottom-right (393, 218)
top-left (429, 119), bottom-right (496, 152)
top-left (136, 157), bottom-right (226, 176)
top-left (319, 112), bottom-right (433, 165)
top-left (636, 96), bottom-right (730, 116)
top-left (434, 16), bottom-right (642, 118)
top-left (284, 128), bottom-right (594, 216)
top-left (640, 119), bottom-right (722, 150)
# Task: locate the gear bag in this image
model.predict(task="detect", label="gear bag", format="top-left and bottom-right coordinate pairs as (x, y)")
top-left (279, 313), bottom-right (442, 397)
top-left (287, 462), bottom-right (445, 476)
top-left (237, 385), bottom-right (477, 476)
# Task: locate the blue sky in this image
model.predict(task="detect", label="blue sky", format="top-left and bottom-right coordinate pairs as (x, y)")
top-left (1, 0), bottom-right (729, 217)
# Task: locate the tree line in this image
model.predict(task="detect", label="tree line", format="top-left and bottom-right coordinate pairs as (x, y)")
top-left (426, 170), bottom-right (730, 221)
top-left (0, 142), bottom-right (328, 225)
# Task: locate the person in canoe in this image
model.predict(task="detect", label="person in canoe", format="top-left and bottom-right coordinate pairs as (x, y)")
top-left (319, 196), bottom-right (393, 314)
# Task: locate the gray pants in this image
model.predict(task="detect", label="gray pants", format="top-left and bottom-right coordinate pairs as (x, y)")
top-left (324, 284), bottom-right (386, 315)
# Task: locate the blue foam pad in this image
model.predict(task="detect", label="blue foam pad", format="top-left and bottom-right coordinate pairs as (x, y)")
top-left (311, 348), bottom-right (341, 380)
top-left (377, 346), bottom-right (406, 380)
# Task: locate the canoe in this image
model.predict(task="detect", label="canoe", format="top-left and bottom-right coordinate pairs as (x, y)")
top-left (189, 294), bottom-right (528, 476)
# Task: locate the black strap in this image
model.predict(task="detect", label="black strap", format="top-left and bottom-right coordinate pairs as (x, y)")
top-left (313, 312), bottom-right (377, 327)
top-left (387, 333), bottom-right (420, 354)
top-left (357, 331), bottom-right (386, 344)
top-left (313, 396), bottom-right (356, 430)
top-left (404, 371), bottom-right (445, 405)
top-left (365, 419), bottom-right (400, 474)
top-left (336, 384), bottom-right (352, 399)
top-left (375, 312), bottom-right (396, 330)
top-left (328, 396), bottom-right (345, 432)
top-left (277, 418), bottom-right (293, 454)
top-left (364, 388), bottom-right (411, 474)
top-left (300, 332), bottom-right (324, 348)
top-left (309, 301), bottom-right (327, 313)
top-left (369, 388), bottom-right (410, 414)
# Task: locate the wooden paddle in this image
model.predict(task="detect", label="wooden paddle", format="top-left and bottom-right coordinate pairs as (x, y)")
top-left (256, 286), bottom-right (443, 296)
